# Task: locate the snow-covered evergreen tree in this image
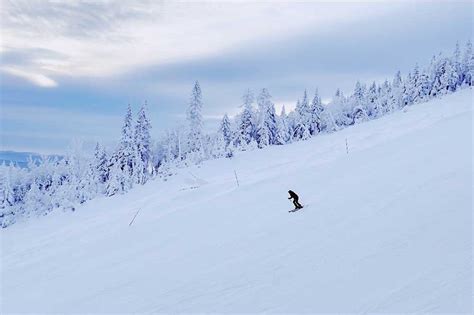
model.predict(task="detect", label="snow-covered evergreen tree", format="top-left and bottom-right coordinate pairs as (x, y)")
top-left (210, 133), bottom-right (227, 158)
top-left (276, 106), bottom-right (290, 144)
top-left (309, 89), bottom-right (324, 134)
top-left (389, 71), bottom-right (403, 111)
top-left (0, 163), bottom-right (15, 210)
top-left (322, 105), bottom-right (338, 133)
top-left (331, 89), bottom-right (352, 127)
top-left (77, 164), bottom-right (98, 204)
top-left (110, 105), bottom-right (136, 182)
top-left (352, 81), bottom-right (368, 123)
top-left (219, 114), bottom-right (233, 147)
top-left (366, 82), bottom-right (378, 116)
top-left (462, 40), bottom-right (473, 86)
top-left (186, 81), bottom-right (204, 156)
top-left (23, 180), bottom-right (51, 217)
top-left (299, 89), bottom-right (310, 124)
top-left (256, 88), bottom-right (278, 148)
top-left (402, 72), bottom-right (414, 106)
top-left (453, 41), bottom-right (462, 86)
top-left (134, 103), bottom-right (152, 184)
top-left (293, 98), bottom-right (310, 140)
top-left (429, 54), bottom-right (451, 97)
top-left (417, 68), bottom-right (431, 102)
top-left (410, 64), bottom-right (421, 104)
top-left (93, 142), bottom-right (108, 185)
top-left (157, 130), bottom-right (180, 178)
top-left (235, 89), bottom-right (256, 149)
top-left (106, 162), bottom-right (127, 196)
top-left (0, 163), bottom-right (17, 227)
top-left (372, 80), bottom-right (387, 116)
top-left (440, 59), bottom-right (459, 93)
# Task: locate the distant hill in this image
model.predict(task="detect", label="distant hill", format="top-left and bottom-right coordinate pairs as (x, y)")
top-left (0, 151), bottom-right (62, 168)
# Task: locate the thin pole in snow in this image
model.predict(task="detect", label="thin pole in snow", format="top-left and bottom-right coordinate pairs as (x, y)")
top-left (188, 171), bottom-right (201, 187)
top-left (188, 171), bottom-right (199, 180)
top-left (129, 209), bottom-right (140, 226)
top-left (234, 170), bottom-right (240, 187)
top-left (345, 138), bottom-right (349, 154)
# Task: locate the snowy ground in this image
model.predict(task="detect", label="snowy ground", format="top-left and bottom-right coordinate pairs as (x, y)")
top-left (1, 89), bottom-right (472, 313)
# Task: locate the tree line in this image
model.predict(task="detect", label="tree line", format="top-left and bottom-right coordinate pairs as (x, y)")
top-left (0, 40), bottom-right (472, 227)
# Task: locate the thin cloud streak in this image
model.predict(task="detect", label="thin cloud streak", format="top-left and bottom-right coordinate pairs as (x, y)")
top-left (2, 67), bottom-right (58, 87)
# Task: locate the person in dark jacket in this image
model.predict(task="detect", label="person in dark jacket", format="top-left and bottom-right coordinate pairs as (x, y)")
top-left (288, 190), bottom-right (303, 209)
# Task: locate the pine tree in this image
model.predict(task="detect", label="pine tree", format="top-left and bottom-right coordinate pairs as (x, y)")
top-left (309, 88), bottom-right (324, 134)
top-left (187, 81), bottom-right (204, 155)
top-left (134, 103), bottom-right (152, 184)
top-left (103, 105), bottom-right (136, 195)
top-left (293, 118), bottom-right (311, 140)
top-left (256, 88), bottom-right (271, 124)
top-left (453, 42), bottom-right (462, 85)
top-left (158, 130), bottom-right (179, 178)
top-left (0, 165), bottom-right (17, 227)
top-left (208, 133), bottom-right (223, 159)
top-left (93, 142), bottom-right (108, 185)
top-left (293, 98), bottom-right (311, 140)
top-left (390, 71), bottom-right (403, 111)
top-left (367, 82), bottom-right (378, 116)
top-left (440, 60), bottom-right (458, 93)
top-left (0, 163), bottom-right (16, 220)
top-left (219, 114), bottom-right (233, 147)
top-left (50, 159), bottom-right (67, 209)
top-left (276, 106), bottom-right (290, 144)
top-left (256, 88), bottom-right (278, 148)
top-left (106, 162), bottom-right (126, 196)
top-left (402, 72), bottom-right (414, 106)
top-left (331, 89), bottom-right (352, 127)
top-left (52, 141), bottom-right (91, 211)
top-left (292, 90), bottom-right (313, 140)
top-left (429, 54), bottom-right (449, 97)
top-left (418, 68), bottom-right (431, 102)
top-left (410, 64), bottom-right (421, 104)
top-left (299, 89), bottom-right (310, 124)
top-left (257, 123), bottom-right (270, 148)
top-left (77, 164), bottom-right (98, 204)
top-left (23, 181), bottom-right (50, 217)
top-left (462, 40), bottom-right (473, 86)
top-left (373, 80), bottom-right (387, 116)
top-left (112, 104), bottom-right (135, 178)
top-left (352, 106), bottom-right (368, 124)
top-left (351, 81), bottom-right (368, 123)
top-left (235, 89), bottom-right (256, 149)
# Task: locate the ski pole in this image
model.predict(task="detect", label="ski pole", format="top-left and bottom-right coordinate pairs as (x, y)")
top-left (234, 170), bottom-right (240, 187)
top-left (129, 209), bottom-right (140, 226)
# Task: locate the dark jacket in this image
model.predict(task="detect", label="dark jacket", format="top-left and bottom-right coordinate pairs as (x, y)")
top-left (288, 190), bottom-right (298, 200)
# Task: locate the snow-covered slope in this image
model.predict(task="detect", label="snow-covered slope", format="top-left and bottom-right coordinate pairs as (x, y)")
top-left (2, 89), bottom-right (472, 313)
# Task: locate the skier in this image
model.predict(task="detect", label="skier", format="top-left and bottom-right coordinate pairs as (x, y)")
top-left (288, 190), bottom-right (303, 210)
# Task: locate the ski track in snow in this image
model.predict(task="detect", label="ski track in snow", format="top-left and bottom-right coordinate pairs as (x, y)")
top-left (1, 89), bottom-right (472, 313)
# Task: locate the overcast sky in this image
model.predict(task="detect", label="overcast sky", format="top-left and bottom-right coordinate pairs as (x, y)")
top-left (1, 0), bottom-right (472, 154)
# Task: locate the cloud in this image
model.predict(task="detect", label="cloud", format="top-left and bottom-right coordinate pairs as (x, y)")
top-left (1, 0), bottom-right (399, 85)
top-left (1, 67), bottom-right (58, 87)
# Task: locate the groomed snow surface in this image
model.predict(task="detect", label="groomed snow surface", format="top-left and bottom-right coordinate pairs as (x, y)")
top-left (2, 89), bottom-right (472, 313)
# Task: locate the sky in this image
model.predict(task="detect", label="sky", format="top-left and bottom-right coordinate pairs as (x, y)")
top-left (0, 0), bottom-right (472, 154)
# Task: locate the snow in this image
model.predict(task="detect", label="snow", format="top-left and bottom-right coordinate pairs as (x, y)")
top-left (1, 89), bottom-right (472, 313)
